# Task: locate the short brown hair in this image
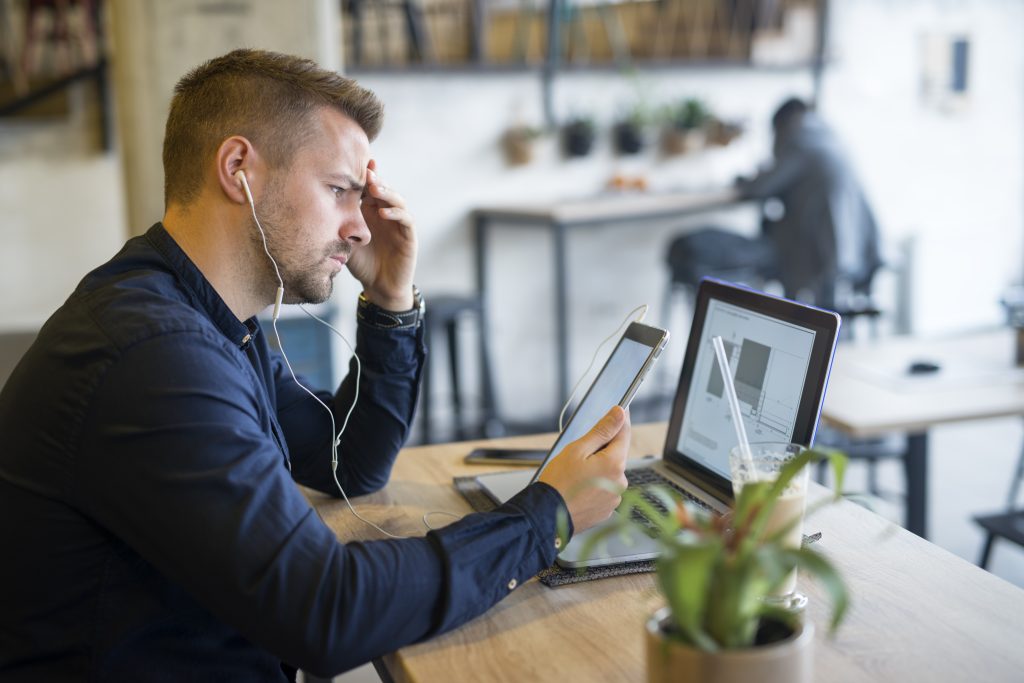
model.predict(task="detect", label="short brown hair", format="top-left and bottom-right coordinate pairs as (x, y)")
top-left (163, 48), bottom-right (384, 207)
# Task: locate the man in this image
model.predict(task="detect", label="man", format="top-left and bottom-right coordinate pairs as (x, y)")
top-left (0, 49), bottom-right (629, 680)
top-left (735, 97), bottom-right (881, 307)
top-left (667, 98), bottom-right (880, 309)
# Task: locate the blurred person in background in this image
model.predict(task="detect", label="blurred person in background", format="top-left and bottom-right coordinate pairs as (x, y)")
top-left (668, 97), bottom-right (880, 309)
top-left (735, 97), bottom-right (881, 307)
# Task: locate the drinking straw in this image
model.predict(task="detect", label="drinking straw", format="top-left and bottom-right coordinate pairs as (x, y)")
top-left (712, 335), bottom-right (754, 471)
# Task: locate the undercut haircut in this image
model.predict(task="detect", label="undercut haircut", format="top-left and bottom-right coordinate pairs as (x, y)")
top-left (163, 48), bottom-right (384, 207)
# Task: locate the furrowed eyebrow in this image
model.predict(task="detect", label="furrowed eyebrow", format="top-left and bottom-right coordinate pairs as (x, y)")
top-left (327, 173), bottom-right (365, 193)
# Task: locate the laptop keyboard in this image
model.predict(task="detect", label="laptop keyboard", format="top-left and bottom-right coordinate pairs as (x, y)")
top-left (624, 467), bottom-right (714, 528)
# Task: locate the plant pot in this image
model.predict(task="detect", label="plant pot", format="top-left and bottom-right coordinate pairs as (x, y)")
top-left (562, 121), bottom-right (595, 157)
top-left (613, 121), bottom-right (644, 155)
top-left (706, 118), bottom-right (743, 147)
top-left (661, 127), bottom-right (705, 156)
top-left (501, 130), bottom-right (535, 166)
top-left (645, 607), bottom-right (813, 683)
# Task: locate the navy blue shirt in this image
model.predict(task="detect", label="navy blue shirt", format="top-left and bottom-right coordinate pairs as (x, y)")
top-left (0, 224), bottom-right (566, 681)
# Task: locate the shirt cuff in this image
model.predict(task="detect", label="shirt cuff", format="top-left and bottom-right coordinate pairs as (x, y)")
top-left (501, 481), bottom-right (574, 567)
top-left (355, 319), bottom-right (426, 375)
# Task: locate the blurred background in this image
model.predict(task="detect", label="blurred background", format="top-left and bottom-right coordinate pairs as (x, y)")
top-left (2, 0), bottom-right (1023, 648)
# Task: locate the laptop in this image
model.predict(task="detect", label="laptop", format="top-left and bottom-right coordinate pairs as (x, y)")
top-left (476, 278), bottom-right (841, 568)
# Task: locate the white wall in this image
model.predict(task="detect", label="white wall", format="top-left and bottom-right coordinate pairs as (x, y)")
top-left (0, 84), bottom-right (125, 331)
top-left (822, 0), bottom-right (1024, 335)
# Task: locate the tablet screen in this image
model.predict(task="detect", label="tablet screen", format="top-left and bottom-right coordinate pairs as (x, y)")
top-left (533, 323), bottom-right (666, 479)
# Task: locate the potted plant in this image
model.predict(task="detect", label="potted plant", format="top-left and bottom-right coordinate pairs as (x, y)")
top-left (561, 116), bottom-right (597, 158)
top-left (577, 447), bottom-right (849, 683)
top-left (706, 116), bottom-right (744, 147)
top-left (613, 105), bottom-right (650, 155)
top-left (501, 124), bottom-right (542, 166)
top-left (661, 97), bottom-right (711, 156)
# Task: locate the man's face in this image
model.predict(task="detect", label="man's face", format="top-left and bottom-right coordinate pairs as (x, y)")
top-left (252, 108), bottom-right (372, 305)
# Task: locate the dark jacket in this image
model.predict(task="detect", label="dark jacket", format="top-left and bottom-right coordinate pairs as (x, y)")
top-left (737, 113), bottom-right (881, 306)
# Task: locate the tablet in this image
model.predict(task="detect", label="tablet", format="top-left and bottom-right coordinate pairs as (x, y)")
top-left (529, 321), bottom-right (669, 483)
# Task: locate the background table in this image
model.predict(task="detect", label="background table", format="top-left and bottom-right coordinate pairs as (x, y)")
top-left (472, 188), bottom-right (743, 412)
top-left (821, 328), bottom-right (1024, 538)
top-left (307, 422), bottom-right (1024, 683)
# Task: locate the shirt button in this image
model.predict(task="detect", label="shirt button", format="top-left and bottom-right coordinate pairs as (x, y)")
top-left (241, 334), bottom-right (251, 345)
top-left (554, 537), bottom-right (563, 550)
top-left (507, 578), bottom-right (518, 591)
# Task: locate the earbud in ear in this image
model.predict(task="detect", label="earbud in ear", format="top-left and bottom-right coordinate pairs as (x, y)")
top-left (234, 170), bottom-right (254, 208)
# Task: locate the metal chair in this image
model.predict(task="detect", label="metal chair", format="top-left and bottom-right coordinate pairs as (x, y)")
top-left (974, 435), bottom-right (1024, 569)
top-left (420, 294), bottom-right (503, 444)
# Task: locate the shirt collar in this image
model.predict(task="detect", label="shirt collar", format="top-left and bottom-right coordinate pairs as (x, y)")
top-left (145, 222), bottom-right (260, 350)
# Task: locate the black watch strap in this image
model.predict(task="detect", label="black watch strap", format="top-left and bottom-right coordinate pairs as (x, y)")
top-left (357, 286), bottom-right (425, 330)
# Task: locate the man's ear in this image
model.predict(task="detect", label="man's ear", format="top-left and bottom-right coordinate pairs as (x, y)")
top-left (216, 136), bottom-right (258, 206)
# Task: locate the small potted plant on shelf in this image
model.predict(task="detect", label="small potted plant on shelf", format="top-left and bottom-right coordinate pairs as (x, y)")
top-left (500, 124), bottom-right (542, 166)
top-left (576, 447), bottom-right (849, 683)
top-left (561, 116), bottom-right (596, 158)
top-left (661, 97), bottom-right (711, 156)
top-left (705, 116), bottom-right (744, 147)
top-left (613, 105), bottom-right (650, 155)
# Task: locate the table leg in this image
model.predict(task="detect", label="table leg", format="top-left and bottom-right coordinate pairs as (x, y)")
top-left (372, 658), bottom-right (397, 683)
top-left (904, 431), bottom-right (929, 538)
top-left (553, 221), bottom-right (569, 412)
top-left (473, 213), bottom-right (493, 427)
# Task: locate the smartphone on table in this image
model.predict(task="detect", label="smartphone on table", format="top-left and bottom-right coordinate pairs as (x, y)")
top-left (463, 448), bottom-right (548, 466)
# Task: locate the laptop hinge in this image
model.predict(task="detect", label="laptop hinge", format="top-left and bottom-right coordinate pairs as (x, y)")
top-left (658, 459), bottom-right (733, 506)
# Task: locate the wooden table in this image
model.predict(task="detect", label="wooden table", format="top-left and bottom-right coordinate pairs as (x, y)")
top-left (472, 188), bottom-right (744, 412)
top-left (821, 328), bottom-right (1024, 538)
top-left (309, 422), bottom-right (1024, 683)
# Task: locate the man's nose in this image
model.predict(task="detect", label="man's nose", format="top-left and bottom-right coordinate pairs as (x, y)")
top-left (340, 208), bottom-right (371, 245)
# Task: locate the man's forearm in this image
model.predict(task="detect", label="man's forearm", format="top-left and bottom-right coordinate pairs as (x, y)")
top-left (282, 322), bottom-right (425, 496)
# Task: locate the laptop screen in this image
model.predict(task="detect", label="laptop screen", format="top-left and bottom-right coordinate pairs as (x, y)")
top-left (676, 297), bottom-right (816, 480)
top-left (663, 279), bottom-right (840, 499)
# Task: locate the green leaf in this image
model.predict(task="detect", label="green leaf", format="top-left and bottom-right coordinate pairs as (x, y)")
top-left (779, 546), bottom-right (850, 633)
top-left (732, 479), bottom-right (770, 530)
top-left (556, 504), bottom-right (571, 550)
top-left (746, 447), bottom-right (847, 543)
top-left (809, 446), bottom-right (848, 499)
top-left (657, 539), bottom-right (722, 650)
top-left (752, 544), bottom-right (799, 595)
top-left (704, 555), bottom-right (764, 648)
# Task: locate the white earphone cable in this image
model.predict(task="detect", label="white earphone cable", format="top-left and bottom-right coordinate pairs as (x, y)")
top-left (242, 174), bottom-right (406, 539)
top-left (557, 303), bottom-right (648, 432)
top-left (241, 172), bottom-right (651, 540)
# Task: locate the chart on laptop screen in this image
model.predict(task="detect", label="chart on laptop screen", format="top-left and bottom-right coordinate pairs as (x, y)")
top-left (678, 298), bottom-right (816, 478)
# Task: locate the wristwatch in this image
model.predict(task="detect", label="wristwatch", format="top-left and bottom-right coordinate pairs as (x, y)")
top-left (357, 285), bottom-right (425, 330)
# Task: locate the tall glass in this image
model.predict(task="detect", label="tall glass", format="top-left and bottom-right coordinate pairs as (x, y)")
top-left (729, 442), bottom-right (810, 612)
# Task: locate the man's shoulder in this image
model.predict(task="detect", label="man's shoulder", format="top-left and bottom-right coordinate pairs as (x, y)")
top-left (55, 241), bottom-right (228, 358)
